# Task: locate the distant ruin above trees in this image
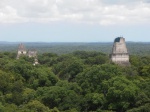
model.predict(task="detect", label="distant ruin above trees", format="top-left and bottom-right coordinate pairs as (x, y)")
top-left (17, 43), bottom-right (27, 59)
top-left (17, 43), bottom-right (38, 65)
top-left (110, 37), bottom-right (130, 66)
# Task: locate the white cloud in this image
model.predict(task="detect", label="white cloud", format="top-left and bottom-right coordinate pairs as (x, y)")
top-left (0, 5), bottom-right (26, 23)
top-left (0, 0), bottom-right (150, 25)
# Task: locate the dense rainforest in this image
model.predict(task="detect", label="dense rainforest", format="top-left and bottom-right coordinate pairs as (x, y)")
top-left (0, 50), bottom-right (150, 112)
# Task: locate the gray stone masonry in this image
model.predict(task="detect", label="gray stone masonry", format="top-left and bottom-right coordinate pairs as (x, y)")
top-left (110, 37), bottom-right (130, 66)
top-left (17, 43), bottom-right (27, 59)
top-left (17, 43), bottom-right (39, 65)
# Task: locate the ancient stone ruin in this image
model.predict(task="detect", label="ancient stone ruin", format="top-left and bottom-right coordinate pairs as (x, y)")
top-left (110, 37), bottom-right (130, 65)
top-left (17, 43), bottom-right (27, 59)
top-left (28, 49), bottom-right (39, 65)
top-left (17, 43), bottom-right (39, 65)
top-left (28, 49), bottom-right (37, 58)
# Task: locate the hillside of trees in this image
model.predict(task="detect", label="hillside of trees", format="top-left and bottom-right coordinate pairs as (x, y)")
top-left (0, 50), bottom-right (150, 112)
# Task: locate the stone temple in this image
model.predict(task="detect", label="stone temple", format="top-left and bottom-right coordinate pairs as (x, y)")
top-left (17, 43), bottom-right (27, 59)
top-left (110, 37), bottom-right (130, 65)
top-left (28, 49), bottom-right (37, 58)
top-left (17, 43), bottom-right (39, 65)
top-left (28, 49), bottom-right (39, 65)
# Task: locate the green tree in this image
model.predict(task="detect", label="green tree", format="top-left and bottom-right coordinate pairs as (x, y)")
top-left (76, 64), bottom-right (122, 93)
top-left (102, 76), bottom-right (139, 111)
top-left (83, 93), bottom-right (106, 111)
top-left (36, 86), bottom-right (81, 111)
top-left (53, 56), bottom-right (83, 81)
top-left (139, 65), bottom-right (150, 77)
top-left (29, 67), bottom-right (59, 89)
top-left (38, 53), bottom-right (58, 66)
top-left (23, 100), bottom-right (51, 112)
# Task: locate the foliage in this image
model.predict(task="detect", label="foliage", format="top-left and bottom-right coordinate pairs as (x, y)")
top-left (0, 51), bottom-right (149, 111)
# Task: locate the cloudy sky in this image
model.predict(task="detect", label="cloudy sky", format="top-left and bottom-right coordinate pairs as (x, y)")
top-left (0, 0), bottom-right (150, 42)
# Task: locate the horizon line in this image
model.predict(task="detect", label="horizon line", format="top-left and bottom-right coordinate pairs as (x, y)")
top-left (0, 41), bottom-right (150, 43)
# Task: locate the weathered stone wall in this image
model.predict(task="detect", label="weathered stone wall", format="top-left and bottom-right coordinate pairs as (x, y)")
top-left (17, 44), bottom-right (27, 59)
top-left (110, 37), bottom-right (130, 65)
top-left (18, 51), bottom-right (27, 55)
top-left (112, 38), bottom-right (128, 54)
top-left (111, 54), bottom-right (129, 62)
top-left (17, 43), bottom-right (39, 65)
top-left (28, 50), bottom-right (37, 58)
top-left (17, 51), bottom-right (27, 59)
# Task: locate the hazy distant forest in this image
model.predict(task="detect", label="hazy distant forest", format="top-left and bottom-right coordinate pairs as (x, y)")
top-left (0, 42), bottom-right (150, 112)
top-left (1, 42), bottom-right (150, 55)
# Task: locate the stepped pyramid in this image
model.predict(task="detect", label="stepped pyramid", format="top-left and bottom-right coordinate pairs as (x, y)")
top-left (17, 43), bottom-right (27, 59)
top-left (110, 37), bottom-right (130, 65)
top-left (16, 43), bottom-right (39, 65)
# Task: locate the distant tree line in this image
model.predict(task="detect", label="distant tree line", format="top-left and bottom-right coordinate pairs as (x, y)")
top-left (1, 42), bottom-right (150, 55)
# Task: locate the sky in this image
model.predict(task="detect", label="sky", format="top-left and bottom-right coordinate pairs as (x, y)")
top-left (0, 0), bottom-right (150, 42)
